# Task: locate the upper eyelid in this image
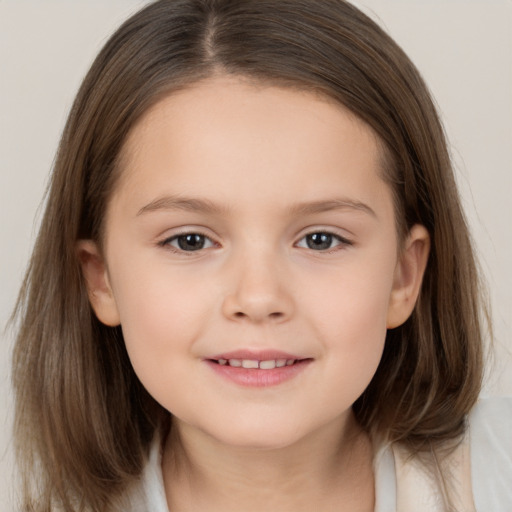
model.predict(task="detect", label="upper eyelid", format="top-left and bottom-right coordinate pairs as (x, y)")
top-left (160, 232), bottom-right (216, 245)
top-left (158, 226), bottom-right (217, 242)
top-left (295, 233), bottom-right (352, 247)
top-left (158, 232), bottom-right (218, 256)
top-left (293, 232), bottom-right (353, 257)
top-left (296, 228), bottom-right (353, 243)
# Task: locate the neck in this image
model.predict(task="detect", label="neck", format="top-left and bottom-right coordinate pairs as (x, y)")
top-left (161, 411), bottom-right (375, 512)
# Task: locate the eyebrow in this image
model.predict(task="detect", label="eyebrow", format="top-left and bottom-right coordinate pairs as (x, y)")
top-left (137, 196), bottom-right (226, 216)
top-left (136, 195), bottom-right (376, 218)
top-left (290, 198), bottom-right (377, 218)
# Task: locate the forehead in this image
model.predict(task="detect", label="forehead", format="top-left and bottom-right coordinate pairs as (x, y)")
top-left (112, 76), bottom-right (388, 215)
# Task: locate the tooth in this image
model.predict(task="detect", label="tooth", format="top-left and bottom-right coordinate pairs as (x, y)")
top-left (242, 359), bottom-right (259, 369)
top-left (286, 359), bottom-right (295, 366)
top-left (276, 359), bottom-right (287, 367)
top-left (218, 359), bottom-right (227, 365)
top-left (260, 360), bottom-right (276, 370)
top-left (229, 359), bottom-right (242, 367)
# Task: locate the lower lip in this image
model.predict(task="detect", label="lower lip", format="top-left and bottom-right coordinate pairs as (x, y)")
top-left (205, 360), bottom-right (312, 387)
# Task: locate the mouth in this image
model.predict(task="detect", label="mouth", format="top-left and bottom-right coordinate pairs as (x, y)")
top-left (208, 358), bottom-right (308, 369)
top-left (205, 352), bottom-right (313, 387)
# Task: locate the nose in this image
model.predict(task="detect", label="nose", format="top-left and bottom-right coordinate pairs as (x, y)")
top-left (221, 250), bottom-right (294, 324)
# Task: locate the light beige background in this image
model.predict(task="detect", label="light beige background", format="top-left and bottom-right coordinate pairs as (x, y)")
top-left (1, 1), bottom-right (511, 508)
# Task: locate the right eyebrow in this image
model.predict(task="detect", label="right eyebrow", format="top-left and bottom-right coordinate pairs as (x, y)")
top-left (136, 195), bottom-right (227, 216)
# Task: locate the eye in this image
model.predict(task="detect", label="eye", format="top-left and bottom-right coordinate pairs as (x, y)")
top-left (160, 233), bottom-right (215, 252)
top-left (296, 232), bottom-right (351, 251)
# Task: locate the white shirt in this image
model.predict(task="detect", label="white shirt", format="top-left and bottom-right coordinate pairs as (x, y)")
top-left (122, 396), bottom-right (512, 511)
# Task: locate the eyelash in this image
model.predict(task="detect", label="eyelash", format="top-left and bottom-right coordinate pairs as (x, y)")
top-left (296, 231), bottom-right (353, 253)
top-left (158, 230), bottom-right (353, 254)
top-left (157, 231), bottom-right (216, 254)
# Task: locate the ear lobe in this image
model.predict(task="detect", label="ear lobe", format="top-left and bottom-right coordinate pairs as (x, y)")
top-left (387, 224), bottom-right (430, 329)
top-left (76, 240), bottom-right (121, 327)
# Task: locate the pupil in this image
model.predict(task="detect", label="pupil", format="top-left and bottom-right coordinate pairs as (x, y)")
top-left (307, 233), bottom-right (332, 250)
top-left (178, 234), bottom-right (205, 251)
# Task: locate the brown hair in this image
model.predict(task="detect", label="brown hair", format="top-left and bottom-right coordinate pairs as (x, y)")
top-left (12, 0), bottom-right (486, 510)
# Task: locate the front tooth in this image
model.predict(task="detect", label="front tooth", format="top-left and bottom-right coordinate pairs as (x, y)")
top-left (260, 360), bottom-right (276, 370)
top-left (229, 359), bottom-right (242, 367)
top-left (276, 359), bottom-right (287, 368)
top-left (218, 359), bottom-right (227, 365)
top-left (286, 359), bottom-right (295, 366)
top-left (242, 359), bottom-right (259, 369)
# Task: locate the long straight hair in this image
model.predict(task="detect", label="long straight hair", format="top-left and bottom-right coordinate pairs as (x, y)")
top-left (12, 1), bottom-right (486, 510)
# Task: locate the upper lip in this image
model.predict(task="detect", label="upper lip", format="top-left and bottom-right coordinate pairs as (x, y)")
top-left (207, 349), bottom-right (306, 361)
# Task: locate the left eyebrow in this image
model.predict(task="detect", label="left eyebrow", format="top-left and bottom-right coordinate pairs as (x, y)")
top-left (290, 198), bottom-right (377, 218)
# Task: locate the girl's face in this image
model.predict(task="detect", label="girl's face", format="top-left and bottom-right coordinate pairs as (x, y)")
top-left (80, 76), bottom-right (429, 449)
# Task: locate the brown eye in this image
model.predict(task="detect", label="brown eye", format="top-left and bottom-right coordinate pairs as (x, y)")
top-left (306, 233), bottom-right (333, 250)
top-left (296, 232), bottom-right (352, 251)
top-left (177, 234), bottom-right (205, 251)
top-left (162, 233), bottom-right (215, 252)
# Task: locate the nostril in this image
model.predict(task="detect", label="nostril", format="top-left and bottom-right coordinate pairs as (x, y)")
top-left (233, 311), bottom-right (284, 320)
top-left (232, 311), bottom-right (284, 320)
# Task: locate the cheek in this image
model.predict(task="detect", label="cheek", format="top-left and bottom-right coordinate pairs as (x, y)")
top-left (327, 290), bottom-right (388, 381)
top-left (303, 252), bottom-right (395, 338)
top-left (108, 257), bottom-right (214, 379)
top-left (300, 255), bottom-right (395, 393)
top-left (111, 275), bottom-right (214, 415)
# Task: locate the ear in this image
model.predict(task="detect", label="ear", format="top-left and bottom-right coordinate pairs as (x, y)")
top-left (387, 224), bottom-right (430, 329)
top-left (76, 240), bottom-right (121, 326)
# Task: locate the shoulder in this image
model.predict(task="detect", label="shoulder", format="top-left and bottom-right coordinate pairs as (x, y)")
top-left (374, 396), bottom-right (512, 512)
top-left (469, 395), bottom-right (512, 510)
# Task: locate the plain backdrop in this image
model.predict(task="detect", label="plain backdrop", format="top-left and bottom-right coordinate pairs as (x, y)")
top-left (1, 1), bottom-right (511, 509)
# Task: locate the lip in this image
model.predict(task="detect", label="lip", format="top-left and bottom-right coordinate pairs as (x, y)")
top-left (209, 349), bottom-right (302, 361)
top-left (204, 349), bottom-right (313, 388)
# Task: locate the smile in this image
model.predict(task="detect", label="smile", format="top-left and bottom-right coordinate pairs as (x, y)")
top-left (205, 352), bottom-right (312, 387)
top-left (214, 358), bottom-right (297, 369)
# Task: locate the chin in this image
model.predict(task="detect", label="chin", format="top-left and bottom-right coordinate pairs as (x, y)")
top-left (202, 418), bottom-right (314, 452)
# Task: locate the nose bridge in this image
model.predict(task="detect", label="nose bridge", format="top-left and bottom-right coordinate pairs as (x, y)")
top-left (222, 240), bottom-right (293, 323)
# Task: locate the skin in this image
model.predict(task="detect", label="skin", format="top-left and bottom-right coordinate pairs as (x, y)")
top-left (79, 76), bottom-right (430, 512)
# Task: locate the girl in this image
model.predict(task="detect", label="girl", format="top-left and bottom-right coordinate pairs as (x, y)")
top-left (11, 1), bottom-right (511, 511)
